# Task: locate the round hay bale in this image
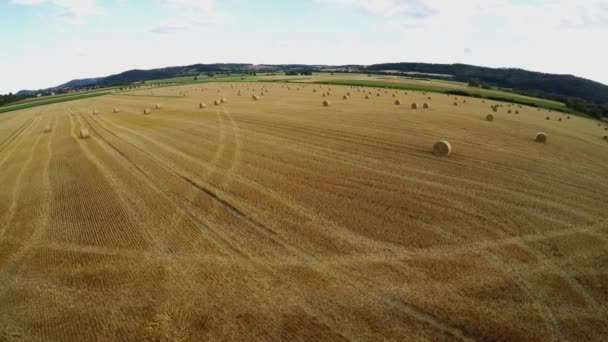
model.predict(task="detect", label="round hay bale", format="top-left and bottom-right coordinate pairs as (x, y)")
top-left (423, 103), bottom-right (430, 109)
top-left (144, 109), bottom-right (151, 115)
top-left (79, 128), bottom-right (90, 139)
top-left (428, 96), bottom-right (432, 100)
top-left (347, 92), bottom-right (351, 96)
top-left (558, 117), bottom-right (563, 122)
top-left (44, 125), bottom-right (52, 133)
top-left (343, 95), bottom-right (349, 100)
top-left (221, 98), bottom-right (227, 103)
top-left (394, 99), bottom-right (401, 105)
top-left (508, 110), bottom-right (512, 114)
top-left (602, 135), bottom-right (608, 141)
top-left (486, 114), bottom-right (494, 121)
top-left (113, 108), bottom-right (120, 113)
top-left (376, 93), bottom-right (381, 97)
top-left (392, 93), bottom-right (396, 98)
top-left (93, 110), bottom-right (98, 115)
top-left (411, 103), bottom-right (418, 109)
top-left (536, 132), bottom-right (547, 143)
top-left (365, 95), bottom-right (369, 99)
top-left (515, 110), bottom-right (519, 114)
top-left (433, 140), bottom-right (452, 157)
top-left (252, 95), bottom-right (259, 101)
top-left (453, 102), bottom-right (458, 107)
top-left (199, 103), bottom-right (207, 109)
top-left (567, 116), bottom-right (571, 119)
top-left (546, 116), bottom-right (551, 120)
top-left (322, 93), bottom-right (327, 97)
top-left (214, 99), bottom-right (221, 106)
top-left (313, 89), bottom-right (317, 93)
top-left (322, 100), bottom-right (331, 107)
top-left (155, 104), bottom-right (161, 109)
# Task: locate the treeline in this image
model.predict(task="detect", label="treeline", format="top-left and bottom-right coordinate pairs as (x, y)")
top-left (0, 93), bottom-right (26, 107)
top-left (363, 63), bottom-right (608, 118)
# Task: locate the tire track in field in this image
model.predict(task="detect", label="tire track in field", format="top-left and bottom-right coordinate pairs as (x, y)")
top-left (223, 119), bottom-right (567, 338)
top-left (0, 116), bottom-right (43, 239)
top-left (233, 119), bottom-right (603, 226)
top-left (90, 111), bottom-right (395, 255)
top-left (234, 115), bottom-right (608, 201)
top-left (88, 114), bottom-right (315, 259)
top-left (0, 118), bottom-right (34, 154)
top-left (235, 121), bottom-right (593, 337)
top-left (80, 108), bottom-right (355, 339)
top-left (80, 113), bottom-right (246, 259)
top-left (0, 117), bottom-right (50, 280)
top-left (69, 111), bottom-right (223, 325)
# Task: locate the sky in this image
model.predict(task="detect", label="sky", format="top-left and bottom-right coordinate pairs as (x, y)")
top-left (0, 0), bottom-right (607, 94)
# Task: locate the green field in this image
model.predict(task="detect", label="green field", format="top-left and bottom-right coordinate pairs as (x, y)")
top-left (309, 78), bottom-right (567, 111)
top-left (0, 91), bottom-right (112, 114)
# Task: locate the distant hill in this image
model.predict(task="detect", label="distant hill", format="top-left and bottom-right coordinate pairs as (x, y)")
top-left (365, 63), bottom-right (608, 105)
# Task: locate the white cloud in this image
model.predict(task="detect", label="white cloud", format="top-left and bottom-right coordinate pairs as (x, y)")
top-left (148, 0), bottom-right (227, 34)
top-left (315, 0), bottom-right (437, 18)
top-left (10, 0), bottom-right (104, 21)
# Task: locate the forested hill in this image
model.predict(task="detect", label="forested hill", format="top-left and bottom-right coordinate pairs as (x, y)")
top-left (366, 63), bottom-right (608, 105)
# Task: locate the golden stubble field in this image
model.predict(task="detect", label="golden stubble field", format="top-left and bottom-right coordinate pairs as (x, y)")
top-left (1, 81), bottom-right (607, 341)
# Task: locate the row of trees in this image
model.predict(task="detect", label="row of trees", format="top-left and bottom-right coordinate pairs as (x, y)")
top-left (0, 93), bottom-right (26, 107)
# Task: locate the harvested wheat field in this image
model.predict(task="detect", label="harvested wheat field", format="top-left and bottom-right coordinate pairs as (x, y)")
top-left (1, 82), bottom-right (608, 341)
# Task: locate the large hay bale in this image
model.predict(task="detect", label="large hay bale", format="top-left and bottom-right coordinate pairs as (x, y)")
top-left (536, 132), bottom-right (547, 143)
top-left (113, 108), bottom-right (120, 113)
top-left (144, 109), bottom-right (151, 115)
top-left (433, 140), bottom-right (452, 157)
top-left (221, 98), bottom-right (227, 103)
top-left (322, 100), bottom-right (331, 107)
top-left (453, 102), bottom-right (458, 107)
top-left (199, 103), bottom-right (207, 109)
top-left (508, 110), bottom-right (512, 114)
top-left (322, 93), bottom-right (327, 97)
top-left (567, 116), bottom-right (571, 119)
top-left (93, 110), bottom-right (98, 115)
top-left (515, 110), bottom-right (519, 114)
top-left (79, 128), bottom-right (90, 139)
top-left (214, 99), bottom-right (221, 106)
top-left (395, 99), bottom-right (401, 105)
top-left (252, 95), bottom-right (259, 101)
top-left (44, 125), bottom-right (52, 133)
top-left (365, 95), bottom-right (369, 99)
top-left (343, 95), bottom-right (349, 100)
top-left (411, 103), bottom-right (418, 109)
top-left (602, 135), bottom-right (608, 141)
top-left (155, 104), bottom-right (161, 109)
top-left (486, 114), bottom-right (494, 121)
top-left (423, 103), bottom-right (430, 109)
top-left (546, 116), bottom-right (551, 120)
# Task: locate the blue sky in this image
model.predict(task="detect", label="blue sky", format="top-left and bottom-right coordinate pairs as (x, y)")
top-left (0, 0), bottom-right (607, 93)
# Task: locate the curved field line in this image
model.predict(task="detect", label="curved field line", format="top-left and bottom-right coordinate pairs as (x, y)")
top-left (0, 118), bottom-right (35, 157)
top-left (79, 114), bottom-right (247, 259)
top-left (87, 114), bottom-right (315, 259)
top-left (0, 117), bottom-right (50, 277)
